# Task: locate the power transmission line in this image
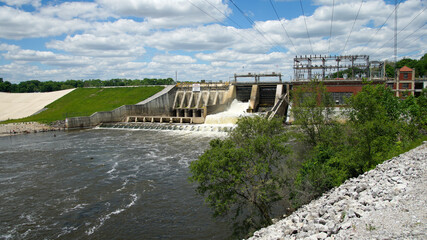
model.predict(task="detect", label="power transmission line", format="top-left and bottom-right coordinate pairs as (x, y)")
top-left (200, 0), bottom-right (284, 52)
top-left (359, 0), bottom-right (403, 54)
top-left (299, 0), bottom-right (314, 55)
top-left (187, 0), bottom-right (223, 23)
top-left (371, 6), bottom-right (427, 57)
top-left (228, 0), bottom-right (285, 53)
top-left (268, 0), bottom-right (299, 55)
top-left (201, 0), bottom-right (243, 29)
top-left (327, 0), bottom-right (335, 55)
top-left (186, 0), bottom-right (276, 51)
top-left (342, 0), bottom-right (364, 55)
top-left (398, 22), bottom-right (426, 46)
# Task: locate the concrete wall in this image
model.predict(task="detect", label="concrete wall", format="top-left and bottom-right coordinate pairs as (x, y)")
top-left (247, 85), bottom-right (260, 113)
top-left (65, 86), bottom-right (176, 129)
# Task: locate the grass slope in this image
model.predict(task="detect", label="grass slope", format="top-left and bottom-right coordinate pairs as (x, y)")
top-left (4, 86), bottom-right (164, 123)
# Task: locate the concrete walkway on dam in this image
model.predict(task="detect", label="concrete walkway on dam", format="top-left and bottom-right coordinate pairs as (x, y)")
top-left (137, 85), bottom-right (175, 105)
top-left (0, 89), bottom-right (75, 121)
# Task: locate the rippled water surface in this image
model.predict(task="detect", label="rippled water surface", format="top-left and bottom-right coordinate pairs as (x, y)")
top-left (0, 129), bottom-right (231, 239)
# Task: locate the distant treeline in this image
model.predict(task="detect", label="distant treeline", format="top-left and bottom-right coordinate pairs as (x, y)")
top-left (0, 78), bottom-right (175, 93)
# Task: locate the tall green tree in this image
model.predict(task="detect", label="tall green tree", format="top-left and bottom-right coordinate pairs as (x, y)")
top-left (291, 81), bottom-right (335, 146)
top-left (189, 116), bottom-right (290, 237)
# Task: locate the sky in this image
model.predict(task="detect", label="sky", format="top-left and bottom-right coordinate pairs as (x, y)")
top-left (0, 0), bottom-right (426, 83)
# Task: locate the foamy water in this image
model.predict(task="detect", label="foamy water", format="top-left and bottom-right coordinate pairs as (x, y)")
top-left (204, 99), bottom-right (250, 125)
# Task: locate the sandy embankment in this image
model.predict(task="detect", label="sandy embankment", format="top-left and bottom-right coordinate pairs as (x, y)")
top-left (0, 89), bottom-right (75, 136)
top-left (0, 89), bottom-right (74, 122)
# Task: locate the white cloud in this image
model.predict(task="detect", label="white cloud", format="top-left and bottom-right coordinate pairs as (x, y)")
top-left (46, 33), bottom-right (146, 58)
top-left (96, 0), bottom-right (231, 27)
top-left (1, 0), bottom-right (41, 8)
top-left (0, 0), bottom-right (425, 83)
top-left (88, 19), bottom-right (152, 36)
top-left (146, 24), bottom-right (239, 51)
top-left (152, 55), bottom-right (196, 64)
top-left (39, 2), bottom-right (112, 20)
top-left (0, 6), bottom-right (89, 39)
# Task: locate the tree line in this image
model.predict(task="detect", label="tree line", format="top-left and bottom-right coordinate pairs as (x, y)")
top-left (189, 82), bottom-right (427, 238)
top-left (0, 78), bottom-right (175, 93)
top-left (385, 53), bottom-right (427, 78)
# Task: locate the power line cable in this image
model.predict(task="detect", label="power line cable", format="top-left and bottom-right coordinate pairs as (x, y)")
top-left (200, 0), bottom-right (282, 51)
top-left (342, 0), bottom-right (364, 55)
top-left (359, 0), bottom-right (403, 54)
top-left (228, 0), bottom-right (284, 53)
top-left (186, 0), bottom-right (275, 51)
top-left (201, 0), bottom-right (244, 29)
top-left (371, 6), bottom-right (427, 57)
top-left (397, 22), bottom-right (426, 46)
top-left (268, 0), bottom-right (299, 55)
top-left (382, 23), bottom-right (426, 61)
top-left (187, 0), bottom-right (223, 23)
top-left (299, 0), bottom-right (314, 55)
top-left (327, 0), bottom-right (335, 55)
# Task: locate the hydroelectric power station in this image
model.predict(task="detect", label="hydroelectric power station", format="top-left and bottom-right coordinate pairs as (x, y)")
top-left (65, 73), bottom-right (290, 129)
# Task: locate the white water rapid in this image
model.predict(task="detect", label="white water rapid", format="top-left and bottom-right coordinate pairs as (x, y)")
top-left (204, 99), bottom-right (250, 125)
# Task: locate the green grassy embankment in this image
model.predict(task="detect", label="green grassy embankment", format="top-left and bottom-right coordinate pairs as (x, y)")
top-left (3, 86), bottom-right (164, 124)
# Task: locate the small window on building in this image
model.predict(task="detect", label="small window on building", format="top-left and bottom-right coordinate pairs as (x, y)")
top-left (403, 73), bottom-right (409, 79)
top-left (402, 83), bottom-right (409, 89)
top-left (387, 83), bottom-right (394, 89)
top-left (331, 92), bottom-right (352, 105)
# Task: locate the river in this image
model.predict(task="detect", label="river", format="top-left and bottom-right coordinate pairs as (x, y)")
top-left (0, 129), bottom-right (232, 239)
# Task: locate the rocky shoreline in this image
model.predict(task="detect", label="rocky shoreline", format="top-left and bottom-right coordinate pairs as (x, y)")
top-left (250, 142), bottom-right (427, 240)
top-left (0, 122), bottom-right (64, 137)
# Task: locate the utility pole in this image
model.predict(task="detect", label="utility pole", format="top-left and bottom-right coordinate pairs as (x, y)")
top-left (394, 0), bottom-right (398, 80)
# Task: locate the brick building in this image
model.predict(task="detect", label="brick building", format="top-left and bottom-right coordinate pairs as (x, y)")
top-left (386, 66), bottom-right (426, 97)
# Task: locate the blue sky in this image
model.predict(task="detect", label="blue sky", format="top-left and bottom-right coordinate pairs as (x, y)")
top-left (0, 0), bottom-right (425, 83)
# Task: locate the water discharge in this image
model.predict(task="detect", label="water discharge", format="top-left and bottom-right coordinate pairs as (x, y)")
top-left (204, 99), bottom-right (250, 125)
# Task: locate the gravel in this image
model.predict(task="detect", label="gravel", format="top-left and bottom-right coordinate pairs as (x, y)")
top-left (249, 142), bottom-right (427, 240)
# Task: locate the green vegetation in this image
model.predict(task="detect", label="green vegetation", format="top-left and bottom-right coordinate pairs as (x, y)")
top-left (2, 86), bottom-right (164, 123)
top-left (189, 116), bottom-right (292, 238)
top-left (190, 81), bottom-right (427, 238)
top-left (0, 78), bottom-right (174, 93)
top-left (291, 81), bottom-right (335, 145)
top-left (293, 83), bottom-right (427, 204)
top-left (385, 53), bottom-right (427, 78)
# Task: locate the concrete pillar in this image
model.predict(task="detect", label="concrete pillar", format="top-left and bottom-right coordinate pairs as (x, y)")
top-left (247, 85), bottom-right (259, 113)
top-left (275, 84), bottom-right (284, 105)
top-left (222, 85), bottom-right (236, 104)
top-left (187, 92), bottom-right (194, 108)
top-left (213, 91), bottom-right (219, 105)
top-left (180, 92), bottom-right (187, 108)
top-left (195, 92), bottom-right (202, 108)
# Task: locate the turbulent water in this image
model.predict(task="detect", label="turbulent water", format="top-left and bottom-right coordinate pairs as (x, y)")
top-left (205, 100), bottom-right (250, 125)
top-left (0, 129), bottom-right (231, 239)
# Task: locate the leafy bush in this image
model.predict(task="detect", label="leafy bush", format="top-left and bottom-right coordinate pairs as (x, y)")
top-left (189, 116), bottom-right (291, 238)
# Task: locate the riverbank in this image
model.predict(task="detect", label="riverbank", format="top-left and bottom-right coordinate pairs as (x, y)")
top-left (0, 122), bottom-right (62, 137)
top-left (250, 142), bottom-right (427, 240)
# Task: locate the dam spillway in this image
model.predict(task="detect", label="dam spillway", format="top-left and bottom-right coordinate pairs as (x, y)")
top-left (65, 82), bottom-right (290, 129)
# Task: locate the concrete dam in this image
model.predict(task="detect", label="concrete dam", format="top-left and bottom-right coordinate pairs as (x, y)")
top-left (65, 82), bottom-right (290, 129)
